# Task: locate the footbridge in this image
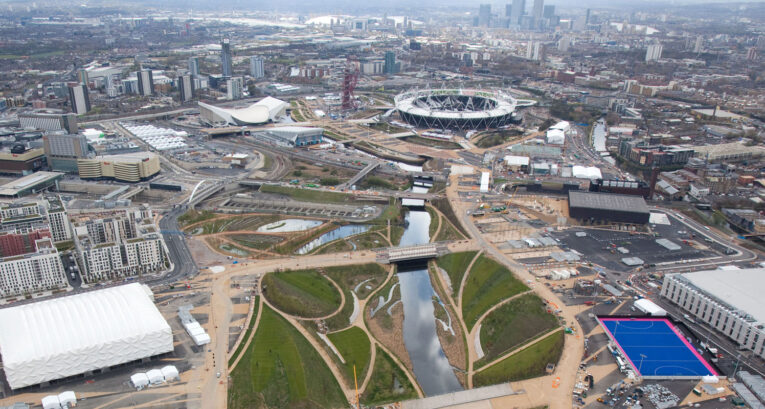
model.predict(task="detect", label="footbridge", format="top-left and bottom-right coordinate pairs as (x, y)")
top-left (376, 243), bottom-right (449, 264)
top-left (343, 160), bottom-right (380, 189)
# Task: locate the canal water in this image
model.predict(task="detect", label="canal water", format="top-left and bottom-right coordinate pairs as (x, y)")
top-left (396, 188), bottom-right (463, 396)
top-left (295, 224), bottom-right (371, 255)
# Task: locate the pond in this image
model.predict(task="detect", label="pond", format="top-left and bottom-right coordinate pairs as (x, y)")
top-left (295, 224), bottom-right (371, 255)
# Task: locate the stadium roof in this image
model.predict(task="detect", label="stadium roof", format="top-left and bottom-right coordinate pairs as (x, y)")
top-left (568, 191), bottom-right (649, 213)
top-left (680, 268), bottom-right (765, 324)
top-left (0, 283), bottom-right (173, 389)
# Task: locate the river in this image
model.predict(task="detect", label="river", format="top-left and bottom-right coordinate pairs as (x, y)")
top-left (396, 188), bottom-right (462, 396)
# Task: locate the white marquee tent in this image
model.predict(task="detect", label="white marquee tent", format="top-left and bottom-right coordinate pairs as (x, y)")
top-left (0, 283), bottom-right (173, 389)
top-left (131, 372), bottom-right (150, 389)
top-left (146, 369), bottom-right (164, 385)
top-left (161, 365), bottom-right (180, 381)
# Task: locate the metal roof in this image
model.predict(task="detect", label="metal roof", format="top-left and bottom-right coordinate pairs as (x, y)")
top-left (679, 268), bottom-right (765, 325)
top-left (568, 191), bottom-right (649, 214)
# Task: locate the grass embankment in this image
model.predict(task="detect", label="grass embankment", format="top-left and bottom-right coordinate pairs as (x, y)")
top-left (427, 207), bottom-right (439, 239)
top-left (228, 296), bottom-right (260, 366)
top-left (473, 330), bottom-right (564, 387)
top-left (327, 326), bottom-right (372, 385)
top-left (462, 255), bottom-right (528, 330)
top-left (230, 234), bottom-right (284, 250)
top-left (228, 305), bottom-right (347, 409)
top-left (260, 184), bottom-right (355, 204)
top-left (477, 293), bottom-right (558, 364)
top-left (402, 135), bottom-right (462, 150)
top-left (435, 217), bottom-right (465, 242)
top-left (261, 270), bottom-right (342, 318)
top-left (323, 263), bottom-right (387, 331)
top-left (431, 197), bottom-right (469, 237)
top-left (435, 251), bottom-right (478, 294)
top-left (367, 122), bottom-right (409, 134)
top-left (178, 209), bottom-right (216, 227)
top-left (361, 346), bottom-right (419, 406)
top-left (473, 129), bottom-right (522, 148)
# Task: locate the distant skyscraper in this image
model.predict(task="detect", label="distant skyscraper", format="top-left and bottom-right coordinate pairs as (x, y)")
top-left (558, 36), bottom-right (570, 52)
top-left (178, 74), bottom-right (194, 102)
top-left (510, 0), bottom-right (525, 25)
top-left (76, 69), bottom-right (88, 85)
top-left (250, 56), bottom-right (264, 78)
top-left (67, 83), bottom-right (90, 115)
top-left (384, 51), bottom-right (398, 74)
top-left (645, 42), bottom-right (663, 62)
top-left (543, 5), bottom-right (555, 18)
top-left (585, 8), bottom-right (591, 24)
top-left (136, 69), bottom-right (154, 96)
top-left (227, 77), bottom-right (243, 100)
top-left (693, 36), bottom-right (703, 53)
top-left (221, 38), bottom-right (233, 77)
top-left (532, 0), bottom-right (544, 28)
top-left (188, 57), bottom-right (200, 76)
top-left (526, 41), bottom-right (542, 61)
top-left (746, 47), bottom-right (758, 61)
top-left (478, 4), bottom-right (491, 27)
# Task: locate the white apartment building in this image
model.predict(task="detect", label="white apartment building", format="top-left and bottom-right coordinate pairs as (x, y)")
top-left (0, 238), bottom-right (67, 298)
top-left (661, 269), bottom-right (765, 359)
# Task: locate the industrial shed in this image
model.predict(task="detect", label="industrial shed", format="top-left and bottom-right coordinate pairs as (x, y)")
top-left (568, 191), bottom-right (650, 224)
top-left (0, 283), bottom-right (173, 389)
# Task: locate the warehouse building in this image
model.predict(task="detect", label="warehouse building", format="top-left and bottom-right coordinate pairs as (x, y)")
top-left (0, 171), bottom-right (63, 198)
top-left (661, 268), bottom-right (765, 360)
top-left (0, 283), bottom-right (173, 389)
top-left (77, 152), bottom-right (160, 182)
top-left (568, 191), bottom-right (650, 224)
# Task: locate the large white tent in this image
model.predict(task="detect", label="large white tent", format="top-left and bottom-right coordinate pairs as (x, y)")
top-left (0, 283), bottom-right (173, 389)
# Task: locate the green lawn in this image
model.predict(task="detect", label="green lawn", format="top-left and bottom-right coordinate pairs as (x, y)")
top-left (315, 239), bottom-right (354, 254)
top-left (477, 293), bottom-right (558, 364)
top-left (473, 330), bottom-right (564, 387)
top-left (361, 346), bottom-right (419, 406)
top-left (230, 234), bottom-right (283, 250)
top-left (260, 185), bottom-right (354, 204)
top-left (435, 251), bottom-right (478, 295)
top-left (323, 263), bottom-right (388, 331)
top-left (262, 270), bottom-right (342, 318)
top-left (228, 305), bottom-right (348, 409)
top-left (462, 255), bottom-right (529, 330)
top-left (327, 327), bottom-right (372, 385)
top-left (178, 209), bottom-right (217, 227)
top-left (435, 218), bottom-right (465, 242)
top-left (228, 296), bottom-right (260, 367)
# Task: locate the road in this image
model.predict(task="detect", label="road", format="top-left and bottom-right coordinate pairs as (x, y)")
top-left (157, 206), bottom-right (199, 284)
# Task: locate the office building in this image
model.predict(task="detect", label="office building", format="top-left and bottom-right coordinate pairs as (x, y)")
top-left (661, 269), bottom-right (765, 360)
top-left (77, 152), bottom-right (160, 182)
top-left (76, 68), bottom-right (88, 85)
top-left (43, 133), bottom-right (89, 173)
top-left (532, 0), bottom-right (544, 28)
top-left (384, 51), bottom-right (398, 74)
top-left (221, 38), bottom-right (233, 77)
top-left (558, 36), bottom-right (570, 52)
top-left (693, 36), bottom-right (703, 53)
top-left (67, 83), bottom-right (90, 115)
top-left (543, 4), bottom-right (554, 18)
top-left (645, 42), bottom-right (663, 62)
top-left (0, 237), bottom-right (67, 298)
top-left (105, 74), bottom-right (118, 98)
top-left (747, 47), bottom-right (758, 61)
top-left (250, 56), bottom-right (264, 78)
top-left (478, 4), bottom-right (491, 27)
top-left (510, 0), bottom-right (526, 25)
top-left (18, 112), bottom-right (78, 134)
top-left (227, 77), bottom-right (244, 100)
top-left (178, 74), bottom-right (194, 102)
top-left (137, 69), bottom-right (154, 96)
top-left (188, 56), bottom-right (200, 76)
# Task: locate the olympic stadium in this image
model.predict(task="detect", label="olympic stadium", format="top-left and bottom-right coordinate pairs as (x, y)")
top-left (394, 89), bottom-right (520, 131)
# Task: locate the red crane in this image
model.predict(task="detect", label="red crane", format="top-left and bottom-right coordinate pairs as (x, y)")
top-left (342, 56), bottom-right (359, 110)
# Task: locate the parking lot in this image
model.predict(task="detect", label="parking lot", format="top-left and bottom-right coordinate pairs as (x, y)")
top-left (551, 227), bottom-right (720, 272)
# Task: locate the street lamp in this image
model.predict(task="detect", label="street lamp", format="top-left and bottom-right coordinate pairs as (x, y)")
top-left (639, 353), bottom-right (648, 374)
